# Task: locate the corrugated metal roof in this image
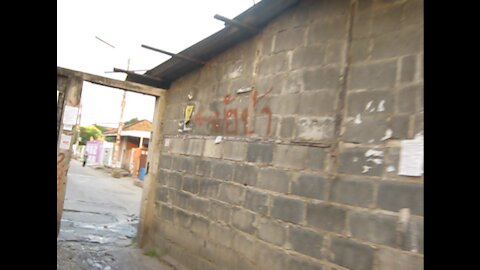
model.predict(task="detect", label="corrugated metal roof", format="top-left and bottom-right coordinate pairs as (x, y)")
top-left (126, 0), bottom-right (300, 89)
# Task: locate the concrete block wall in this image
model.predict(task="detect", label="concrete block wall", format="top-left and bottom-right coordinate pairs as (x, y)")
top-left (152, 0), bottom-right (423, 269)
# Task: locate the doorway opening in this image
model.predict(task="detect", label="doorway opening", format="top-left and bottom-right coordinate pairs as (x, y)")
top-left (57, 79), bottom-right (161, 269)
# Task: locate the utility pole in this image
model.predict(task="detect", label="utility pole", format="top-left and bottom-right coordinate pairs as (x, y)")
top-left (112, 57), bottom-right (129, 168)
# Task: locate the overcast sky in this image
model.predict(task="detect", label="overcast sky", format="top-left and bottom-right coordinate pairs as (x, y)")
top-left (57, 0), bottom-right (260, 127)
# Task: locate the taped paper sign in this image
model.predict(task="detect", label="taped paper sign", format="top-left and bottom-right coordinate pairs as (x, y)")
top-left (63, 106), bottom-right (79, 125)
top-left (398, 138), bottom-right (424, 176)
top-left (59, 134), bottom-right (72, 150)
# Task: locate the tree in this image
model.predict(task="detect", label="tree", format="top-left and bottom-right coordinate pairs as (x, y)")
top-left (124, 117), bottom-right (139, 127)
top-left (79, 125), bottom-right (103, 145)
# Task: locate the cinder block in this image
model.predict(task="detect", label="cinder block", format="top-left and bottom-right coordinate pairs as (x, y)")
top-left (403, 0), bottom-right (424, 27)
top-left (172, 156), bottom-right (196, 173)
top-left (375, 248), bottom-right (424, 270)
top-left (289, 226), bottom-right (324, 259)
top-left (307, 147), bottom-right (328, 171)
top-left (233, 164), bottom-right (258, 187)
top-left (223, 141), bottom-right (247, 161)
top-left (326, 40), bottom-right (346, 64)
top-left (273, 144), bottom-right (308, 169)
top-left (232, 232), bottom-right (258, 262)
top-left (346, 90), bottom-right (393, 117)
top-left (170, 138), bottom-right (188, 154)
top-left (284, 71), bottom-right (304, 93)
top-left (208, 223), bottom-right (234, 248)
top-left (377, 181), bottom-right (424, 216)
top-left (232, 208), bottom-right (256, 235)
top-left (270, 94), bottom-right (300, 115)
top-left (295, 117), bottom-right (335, 142)
top-left (182, 176), bottom-right (199, 194)
top-left (395, 84), bottom-right (423, 114)
top-left (351, 38), bottom-right (370, 63)
top-left (166, 171), bottom-right (183, 189)
top-left (171, 190), bottom-right (192, 210)
top-left (371, 4), bottom-right (403, 36)
top-left (209, 200), bottom-right (232, 224)
top-left (187, 139), bottom-right (204, 156)
top-left (292, 45), bottom-right (325, 70)
top-left (257, 217), bottom-right (287, 246)
top-left (257, 168), bottom-right (290, 193)
top-left (308, 17), bottom-right (348, 44)
top-left (348, 210), bottom-right (398, 247)
top-left (259, 53), bottom-right (289, 75)
top-left (244, 189), bottom-right (269, 215)
top-left (371, 26), bottom-right (422, 60)
top-left (273, 27), bottom-right (305, 53)
top-left (158, 169), bottom-right (168, 186)
top-left (288, 256), bottom-right (324, 270)
top-left (330, 176), bottom-right (374, 207)
top-left (256, 242), bottom-right (288, 270)
top-left (271, 196), bottom-right (305, 224)
top-left (195, 159), bottom-right (211, 177)
top-left (390, 115), bottom-right (410, 140)
top-left (298, 90), bottom-right (336, 116)
top-left (246, 142), bottom-right (274, 164)
top-left (403, 218), bottom-right (423, 254)
top-left (254, 114), bottom-right (278, 138)
top-left (330, 237), bottom-right (374, 270)
top-left (198, 177), bottom-right (220, 198)
top-left (159, 203), bottom-right (174, 222)
top-left (303, 67), bottom-right (340, 91)
top-left (190, 215), bottom-right (209, 237)
top-left (218, 183), bottom-right (245, 206)
top-left (291, 173), bottom-right (326, 200)
top-left (159, 155), bottom-right (172, 169)
top-left (344, 116), bottom-right (389, 144)
top-left (211, 161), bottom-right (235, 181)
top-left (203, 139), bottom-right (223, 158)
top-left (279, 116), bottom-right (296, 139)
top-left (349, 61), bottom-right (397, 90)
top-left (156, 186), bottom-right (169, 202)
top-left (401, 55), bottom-right (416, 83)
top-left (173, 208), bottom-right (192, 229)
top-left (190, 196), bottom-right (210, 217)
top-left (306, 203), bottom-right (346, 233)
top-left (338, 147), bottom-right (385, 176)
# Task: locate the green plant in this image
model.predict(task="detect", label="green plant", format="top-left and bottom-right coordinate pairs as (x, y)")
top-left (143, 249), bottom-right (158, 257)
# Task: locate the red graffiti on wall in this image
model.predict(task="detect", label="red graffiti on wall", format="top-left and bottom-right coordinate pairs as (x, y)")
top-left (193, 87), bottom-right (273, 136)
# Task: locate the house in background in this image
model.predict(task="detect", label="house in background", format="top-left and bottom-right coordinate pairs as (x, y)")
top-left (103, 119), bottom-right (152, 177)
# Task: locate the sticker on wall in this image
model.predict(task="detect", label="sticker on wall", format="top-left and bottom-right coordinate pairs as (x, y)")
top-left (184, 104), bottom-right (195, 124)
top-left (178, 104), bottom-right (195, 133)
top-left (59, 134), bottom-right (72, 150)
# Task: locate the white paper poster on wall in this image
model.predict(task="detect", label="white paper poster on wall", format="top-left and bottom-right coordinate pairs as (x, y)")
top-left (63, 124), bottom-right (73, 131)
top-left (59, 134), bottom-right (72, 150)
top-left (62, 105), bottom-right (79, 125)
top-left (398, 138), bottom-right (424, 176)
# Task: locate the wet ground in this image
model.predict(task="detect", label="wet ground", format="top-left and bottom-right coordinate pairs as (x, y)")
top-left (57, 160), bottom-right (174, 270)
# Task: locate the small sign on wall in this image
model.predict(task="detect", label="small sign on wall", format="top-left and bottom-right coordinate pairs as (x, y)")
top-left (62, 106), bottom-right (79, 126)
top-left (59, 134), bottom-right (72, 150)
top-left (398, 138), bottom-right (424, 176)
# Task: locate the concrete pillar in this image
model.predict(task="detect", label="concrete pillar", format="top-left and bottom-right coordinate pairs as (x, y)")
top-left (138, 92), bottom-right (166, 247)
top-left (57, 76), bottom-right (83, 236)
